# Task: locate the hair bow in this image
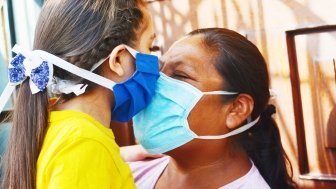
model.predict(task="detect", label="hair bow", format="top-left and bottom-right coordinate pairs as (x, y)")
top-left (9, 53), bottom-right (53, 94)
top-left (0, 44), bottom-right (116, 113)
top-left (0, 45), bottom-right (53, 113)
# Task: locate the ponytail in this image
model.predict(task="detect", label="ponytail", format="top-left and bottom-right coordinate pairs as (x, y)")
top-left (239, 105), bottom-right (297, 189)
top-left (1, 80), bottom-right (49, 189)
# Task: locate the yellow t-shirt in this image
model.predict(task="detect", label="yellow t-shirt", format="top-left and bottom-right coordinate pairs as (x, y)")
top-left (36, 110), bottom-right (135, 189)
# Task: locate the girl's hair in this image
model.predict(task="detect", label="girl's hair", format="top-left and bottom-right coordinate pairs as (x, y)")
top-left (1, 0), bottom-right (146, 188)
top-left (188, 28), bottom-right (297, 189)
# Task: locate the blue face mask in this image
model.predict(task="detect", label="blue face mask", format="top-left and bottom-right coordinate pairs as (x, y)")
top-left (110, 49), bottom-right (160, 122)
top-left (133, 73), bottom-right (260, 154)
top-left (89, 46), bottom-right (160, 122)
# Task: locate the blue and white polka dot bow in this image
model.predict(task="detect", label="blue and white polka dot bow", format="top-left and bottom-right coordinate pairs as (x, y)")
top-left (0, 44), bottom-right (116, 113)
top-left (9, 52), bottom-right (53, 94)
top-left (0, 45), bottom-right (54, 113)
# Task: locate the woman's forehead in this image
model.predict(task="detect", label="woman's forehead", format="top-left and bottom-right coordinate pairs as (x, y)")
top-left (163, 36), bottom-right (202, 61)
top-left (161, 35), bottom-right (215, 69)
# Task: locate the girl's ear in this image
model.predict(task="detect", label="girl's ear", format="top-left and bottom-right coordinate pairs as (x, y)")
top-left (108, 45), bottom-right (128, 76)
top-left (225, 94), bottom-right (254, 129)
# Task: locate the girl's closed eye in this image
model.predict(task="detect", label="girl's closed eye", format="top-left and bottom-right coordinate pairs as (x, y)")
top-left (149, 46), bottom-right (160, 52)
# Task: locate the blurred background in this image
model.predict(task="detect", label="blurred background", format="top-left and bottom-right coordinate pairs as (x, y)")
top-left (0, 0), bottom-right (335, 188)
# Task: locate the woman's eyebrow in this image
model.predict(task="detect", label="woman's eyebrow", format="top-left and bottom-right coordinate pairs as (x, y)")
top-left (175, 60), bottom-right (195, 71)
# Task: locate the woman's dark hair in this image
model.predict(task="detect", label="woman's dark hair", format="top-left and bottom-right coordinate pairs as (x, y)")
top-left (1, 0), bottom-right (146, 188)
top-left (189, 28), bottom-right (297, 189)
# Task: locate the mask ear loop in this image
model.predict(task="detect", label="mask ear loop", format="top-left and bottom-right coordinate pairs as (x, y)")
top-left (203, 91), bottom-right (238, 95)
top-left (196, 116), bottom-right (260, 140)
top-left (90, 45), bottom-right (139, 72)
top-left (124, 45), bottom-right (138, 58)
top-left (90, 57), bottom-right (109, 72)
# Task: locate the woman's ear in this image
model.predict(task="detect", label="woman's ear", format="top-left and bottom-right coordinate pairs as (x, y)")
top-left (225, 94), bottom-right (254, 130)
top-left (108, 45), bottom-right (129, 76)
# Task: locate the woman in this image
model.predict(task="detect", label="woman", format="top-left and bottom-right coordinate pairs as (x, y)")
top-left (129, 28), bottom-right (297, 189)
top-left (0, 0), bottom-right (158, 188)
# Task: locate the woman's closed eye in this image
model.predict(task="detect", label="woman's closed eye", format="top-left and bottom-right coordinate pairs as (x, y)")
top-left (171, 72), bottom-right (191, 80)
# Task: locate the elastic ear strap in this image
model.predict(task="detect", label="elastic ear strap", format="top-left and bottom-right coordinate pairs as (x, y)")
top-left (34, 50), bottom-right (116, 90)
top-left (124, 45), bottom-right (138, 58)
top-left (90, 57), bottom-right (109, 71)
top-left (90, 44), bottom-right (138, 72)
top-left (0, 84), bottom-right (15, 113)
top-left (203, 91), bottom-right (238, 95)
top-left (196, 116), bottom-right (260, 140)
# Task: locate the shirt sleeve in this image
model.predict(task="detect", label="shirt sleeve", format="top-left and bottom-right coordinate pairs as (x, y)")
top-left (44, 138), bottom-right (123, 189)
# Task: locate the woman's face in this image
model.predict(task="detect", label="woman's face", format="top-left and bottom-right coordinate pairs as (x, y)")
top-left (160, 35), bottom-right (232, 138)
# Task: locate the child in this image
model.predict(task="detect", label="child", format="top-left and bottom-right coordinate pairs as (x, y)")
top-left (0, 0), bottom-right (158, 188)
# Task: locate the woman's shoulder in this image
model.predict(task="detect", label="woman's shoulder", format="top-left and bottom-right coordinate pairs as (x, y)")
top-left (128, 157), bottom-right (270, 189)
top-left (128, 156), bottom-right (170, 189)
top-left (219, 162), bottom-right (270, 189)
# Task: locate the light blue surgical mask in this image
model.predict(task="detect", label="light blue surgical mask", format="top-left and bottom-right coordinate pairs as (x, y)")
top-left (133, 72), bottom-right (260, 154)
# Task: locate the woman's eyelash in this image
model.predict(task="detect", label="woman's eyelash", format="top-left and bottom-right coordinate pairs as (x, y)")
top-left (172, 74), bottom-right (189, 79)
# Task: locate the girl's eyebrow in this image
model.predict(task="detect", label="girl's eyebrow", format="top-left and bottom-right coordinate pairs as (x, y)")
top-left (150, 33), bottom-right (156, 40)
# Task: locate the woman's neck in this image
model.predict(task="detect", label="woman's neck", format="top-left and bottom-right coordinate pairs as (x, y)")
top-left (155, 143), bottom-right (251, 189)
top-left (52, 86), bottom-right (114, 128)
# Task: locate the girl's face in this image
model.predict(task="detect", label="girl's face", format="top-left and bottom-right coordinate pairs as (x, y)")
top-left (135, 6), bottom-right (156, 53)
top-left (112, 6), bottom-right (156, 82)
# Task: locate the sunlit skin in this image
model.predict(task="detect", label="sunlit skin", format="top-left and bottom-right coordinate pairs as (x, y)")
top-left (52, 5), bottom-right (156, 129)
top-left (155, 35), bottom-right (253, 189)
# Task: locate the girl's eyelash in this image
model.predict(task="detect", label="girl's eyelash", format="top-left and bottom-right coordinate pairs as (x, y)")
top-left (149, 46), bottom-right (160, 52)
